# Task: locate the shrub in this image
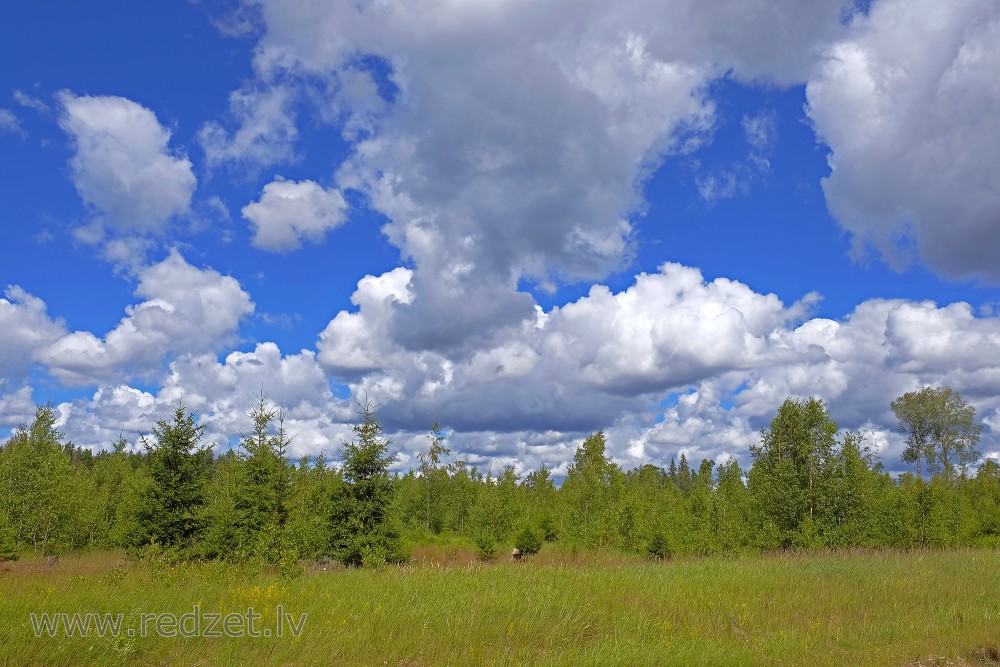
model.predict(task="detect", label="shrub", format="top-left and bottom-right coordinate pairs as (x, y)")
top-left (647, 532), bottom-right (672, 560)
top-left (515, 526), bottom-right (543, 557)
top-left (473, 532), bottom-right (498, 561)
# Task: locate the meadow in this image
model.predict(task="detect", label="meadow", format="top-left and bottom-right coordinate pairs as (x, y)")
top-left (1, 547), bottom-right (999, 666)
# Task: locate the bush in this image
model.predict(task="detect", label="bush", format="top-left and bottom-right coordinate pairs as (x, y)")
top-left (647, 532), bottom-right (672, 560)
top-left (0, 527), bottom-right (17, 562)
top-left (539, 516), bottom-right (560, 542)
top-left (473, 532), bottom-right (498, 561)
top-left (515, 526), bottom-right (543, 557)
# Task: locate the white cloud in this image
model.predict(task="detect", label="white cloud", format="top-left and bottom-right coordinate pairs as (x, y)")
top-left (0, 286), bottom-right (67, 381)
top-left (13, 90), bottom-right (49, 113)
top-left (311, 261), bottom-right (1000, 472)
top-left (317, 267), bottom-right (414, 375)
top-left (0, 387), bottom-right (39, 428)
top-left (58, 93), bottom-right (196, 241)
top-left (38, 0), bottom-right (1000, 475)
top-left (209, 0), bottom-right (860, 360)
top-left (317, 263), bottom-right (816, 434)
top-left (199, 84), bottom-right (298, 171)
top-left (38, 250), bottom-right (254, 386)
top-left (55, 343), bottom-right (355, 459)
top-left (242, 177), bottom-right (348, 252)
top-left (32, 257), bottom-right (1000, 473)
top-left (807, 0), bottom-right (1000, 279)
top-left (0, 109), bottom-right (24, 137)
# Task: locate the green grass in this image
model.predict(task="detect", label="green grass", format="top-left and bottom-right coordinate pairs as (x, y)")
top-left (2, 547), bottom-right (999, 666)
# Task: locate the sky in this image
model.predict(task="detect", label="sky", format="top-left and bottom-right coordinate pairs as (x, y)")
top-left (1, 0), bottom-right (999, 478)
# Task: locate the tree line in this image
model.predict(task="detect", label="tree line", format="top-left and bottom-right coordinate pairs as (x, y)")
top-left (0, 387), bottom-right (997, 566)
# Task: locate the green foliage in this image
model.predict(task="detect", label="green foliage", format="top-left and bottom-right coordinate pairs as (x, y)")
top-left (472, 531), bottom-right (498, 561)
top-left (514, 525), bottom-right (542, 557)
top-left (330, 400), bottom-right (407, 567)
top-left (892, 386), bottom-right (983, 481)
top-left (561, 431), bottom-right (622, 550)
top-left (647, 532), bottom-right (672, 560)
top-left (230, 393), bottom-right (294, 561)
top-left (0, 515), bottom-right (18, 562)
top-left (0, 405), bottom-right (78, 554)
top-left (748, 397), bottom-right (883, 549)
top-left (135, 405), bottom-right (210, 551)
top-left (1, 391), bottom-right (996, 564)
top-left (284, 455), bottom-right (339, 559)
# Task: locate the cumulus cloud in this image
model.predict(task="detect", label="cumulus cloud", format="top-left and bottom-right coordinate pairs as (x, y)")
top-left (807, 0), bottom-right (1000, 279)
top-left (242, 177), bottom-right (348, 252)
top-left (314, 262), bottom-right (1000, 472)
top-left (317, 263), bottom-right (817, 434)
top-left (55, 343), bottom-right (355, 458)
top-left (38, 250), bottom-right (254, 386)
top-left (210, 0), bottom-right (856, 352)
top-left (40, 0), bottom-right (1000, 476)
top-left (0, 286), bottom-right (67, 381)
top-left (685, 297), bottom-right (1000, 472)
top-left (0, 386), bottom-right (39, 428)
top-left (59, 93), bottom-right (196, 240)
top-left (29, 257), bottom-right (1000, 473)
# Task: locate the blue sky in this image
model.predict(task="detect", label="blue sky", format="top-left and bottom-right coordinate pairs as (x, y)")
top-left (2, 0), bottom-right (999, 476)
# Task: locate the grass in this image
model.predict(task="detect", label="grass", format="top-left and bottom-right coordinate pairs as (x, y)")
top-left (1, 547), bottom-right (999, 666)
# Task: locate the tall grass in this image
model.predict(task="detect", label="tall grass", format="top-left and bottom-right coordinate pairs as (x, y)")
top-left (1, 548), bottom-right (998, 666)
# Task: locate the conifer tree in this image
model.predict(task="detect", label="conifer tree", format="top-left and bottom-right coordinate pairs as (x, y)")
top-left (136, 405), bottom-right (209, 551)
top-left (330, 399), bottom-right (407, 567)
top-left (234, 393), bottom-right (293, 559)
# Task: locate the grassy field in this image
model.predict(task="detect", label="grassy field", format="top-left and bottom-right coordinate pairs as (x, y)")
top-left (1, 547), bottom-right (999, 666)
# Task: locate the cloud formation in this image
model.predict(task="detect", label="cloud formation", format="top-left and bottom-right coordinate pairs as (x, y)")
top-left (807, 0), bottom-right (1000, 279)
top-left (199, 84), bottom-right (298, 171)
top-left (59, 93), bottom-right (196, 239)
top-left (0, 108), bottom-right (24, 137)
top-left (38, 250), bottom-right (254, 386)
top-left (247, 0), bottom-right (843, 352)
top-left (9, 0), bottom-right (1000, 481)
top-left (242, 177), bottom-right (348, 252)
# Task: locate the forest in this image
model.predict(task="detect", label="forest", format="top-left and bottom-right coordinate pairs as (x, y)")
top-left (1, 386), bottom-right (998, 568)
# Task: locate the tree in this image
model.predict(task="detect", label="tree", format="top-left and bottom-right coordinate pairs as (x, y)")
top-left (0, 405), bottom-right (76, 554)
top-left (330, 399), bottom-right (407, 567)
top-left (416, 423), bottom-right (451, 534)
top-left (137, 405), bottom-right (210, 550)
top-left (523, 464), bottom-right (558, 541)
top-left (748, 397), bottom-right (839, 547)
top-left (233, 393), bottom-right (293, 560)
top-left (561, 431), bottom-right (621, 549)
top-left (892, 387), bottom-right (983, 481)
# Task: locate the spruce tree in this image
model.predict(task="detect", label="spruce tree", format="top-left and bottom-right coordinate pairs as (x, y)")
top-left (234, 393), bottom-right (293, 560)
top-left (330, 400), bottom-right (407, 567)
top-left (137, 405), bottom-right (209, 551)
